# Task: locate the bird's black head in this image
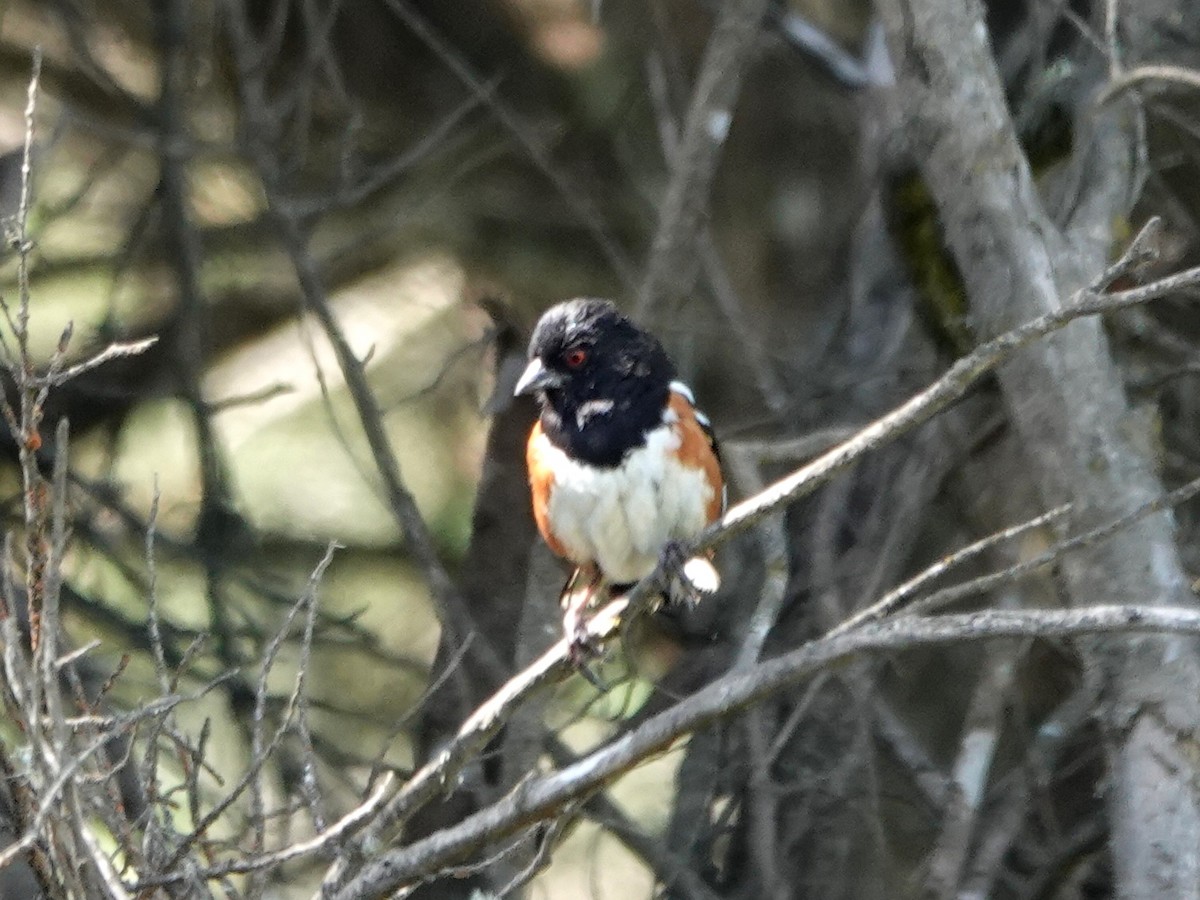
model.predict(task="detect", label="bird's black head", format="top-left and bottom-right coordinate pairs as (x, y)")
top-left (515, 298), bottom-right (676, 467)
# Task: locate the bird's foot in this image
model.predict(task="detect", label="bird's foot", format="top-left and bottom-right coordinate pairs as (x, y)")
top-left (561, 567), bottom-right (608, 675)
top-left (562, 599), bottom-right (608, 687)
top-left (657, 540), bottom-right (720, 607)
top-left (563, 601), bottom-right (597, 656)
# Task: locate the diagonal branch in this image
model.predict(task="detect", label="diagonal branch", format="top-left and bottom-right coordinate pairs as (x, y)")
top-left (319, 221), bottom-right (1200, 891)
top-left (219, 0), bottom-right (504, 678)
top-left (40, 338), bottom-right (158, 388)
top-left (875, 0), bottom-right (1200, 893)
top-left (381, 0), bottom-right (638, 291)
top-left (702, 233), bottom-right (1200, 551)
top-left (637, 0), bottom-right (772, 320)
top-left (326, 604), bottom-right (1200, 899)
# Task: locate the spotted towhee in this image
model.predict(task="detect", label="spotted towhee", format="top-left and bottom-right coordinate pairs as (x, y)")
top-left (514, 298), bottom-right (724, 649)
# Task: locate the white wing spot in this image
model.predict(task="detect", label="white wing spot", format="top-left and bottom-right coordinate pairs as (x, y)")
top-left (670, 380), bottom-right (713, 429)
top-left (669, 381), bottom-right (696, 404)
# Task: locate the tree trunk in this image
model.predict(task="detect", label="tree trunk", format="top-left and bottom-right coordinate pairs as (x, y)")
top-left (875, 0), bottom-right (1200, 895)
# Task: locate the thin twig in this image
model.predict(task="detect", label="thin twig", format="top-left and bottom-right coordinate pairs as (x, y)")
top-left (909, 474), bottom-right (1200, 616)
top-left (638, 0), bottom-right (771, 319)
top-left (129, 772), bottom-right (395, 888)
top-left (769, 7), bottom-right (872, 86)
top-left (324, 225), bottom-right (1200, 879)
top-left (381, 0), bottom-right (637, 290)
top-left (1098, 63), bottom-right (1200, 104)
top-left (702, 233), bottom-right (1199, 553)
top-left (642, 52), bottom-right (789, 413)
top-left (828, 504), bottom-right (1071, 637)
top-left (40, 337), bottom-right (159, 387)
top-left (327, 604), bottom-right (1200, 899)
top-left (923, 590), bottom-right (1023, 898)
top-left (725, 445), bottom-right (789, 668)
top-left (163, 547), bottom-right (336, 873)
top-left (0, 675), bottom-right (230, 877)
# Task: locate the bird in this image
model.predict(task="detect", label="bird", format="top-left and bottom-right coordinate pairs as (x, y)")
top-left (514, 298), bottom-right (724, 653)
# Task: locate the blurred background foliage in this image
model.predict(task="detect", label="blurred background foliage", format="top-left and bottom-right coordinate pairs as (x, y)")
top-left (4, 0), bottom-right (1200, 897)
top-left (0, 0), bottom-right (874, 894)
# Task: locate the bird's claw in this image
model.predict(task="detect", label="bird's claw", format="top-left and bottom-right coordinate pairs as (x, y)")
top-left (564, 604), bottom-right (597, 656)
top-left (657, 540), bottom-right (718, 607)
top-left (563, 604), bottom-right (608, 688)
top-left (657, 540), bottom-right (688, 583)
top-left (561, 569), bottom-right (608, 676)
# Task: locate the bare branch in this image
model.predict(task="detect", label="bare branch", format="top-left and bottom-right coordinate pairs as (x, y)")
top-left (39, 338), bottom-right (159, 388)
top-left (637, 0), bottom-right (771, 319)
top-left (381, 0), bottom-right (637, 289)
top-left (328, 604), bottom-right (1200, 899)
top-left (910, 473), bottom-right (1200, 616)
top-left (130, 773), bottom-right (395, 888)
top-left (220, 0), bottom-right (507, 681)
top-left (829, 504), bottom-right (1071, 637)
top-left (877, 0), bottom-right (1200, 890)
top-left (324, 235), bottom-right (1200, 884)
top-left (706, 238), bottom-right (1200, 552)
top-left (1098, 63), bottom-right (1200, 103)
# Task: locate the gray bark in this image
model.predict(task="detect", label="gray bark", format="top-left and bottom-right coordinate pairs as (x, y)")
top-left (874, 0), bottom-right (1200, 895)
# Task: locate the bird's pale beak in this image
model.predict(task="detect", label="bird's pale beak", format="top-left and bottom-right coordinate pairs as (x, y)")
top-left (514, 357), bottom-right (564, 397)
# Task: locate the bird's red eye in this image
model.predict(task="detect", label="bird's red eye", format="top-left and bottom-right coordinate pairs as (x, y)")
top-left (564, 348), bottom-right (587, 369)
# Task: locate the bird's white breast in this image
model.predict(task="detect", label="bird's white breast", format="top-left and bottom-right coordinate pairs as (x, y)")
top-left (534, 420), bottom-right (715, 584)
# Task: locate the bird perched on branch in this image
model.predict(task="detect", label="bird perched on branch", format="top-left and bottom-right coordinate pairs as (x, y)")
top-left (514, 298), bottom-right (724, 654)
